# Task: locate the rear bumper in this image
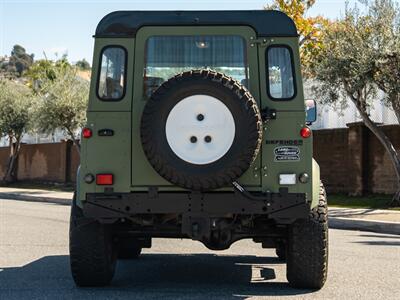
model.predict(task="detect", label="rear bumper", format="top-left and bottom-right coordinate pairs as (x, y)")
top-left (82, 189), bottom-right (310, 223)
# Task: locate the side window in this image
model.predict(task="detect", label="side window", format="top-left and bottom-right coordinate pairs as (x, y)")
top-left (267, 46), bottom-right (295, 100)
top-left (97, 47), bottom-right (126, 101)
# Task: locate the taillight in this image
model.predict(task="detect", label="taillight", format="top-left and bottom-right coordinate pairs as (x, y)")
top-left (300, 126), bottom-right (312, 138)
top-left (96, 174), bottom-right (113, 185)
top-left (82, 127), bottom-right (92, 138)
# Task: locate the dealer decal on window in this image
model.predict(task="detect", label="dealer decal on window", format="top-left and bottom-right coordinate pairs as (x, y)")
top-left (274, 146), bottom-right (300, 162)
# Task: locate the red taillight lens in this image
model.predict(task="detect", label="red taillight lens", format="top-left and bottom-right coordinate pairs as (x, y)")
top-left (96, 174), bottom-right (113, 185)
top-left (300, 127), bottom-right (312, 138)
top-left (82, 127), bottom-right (92, 138)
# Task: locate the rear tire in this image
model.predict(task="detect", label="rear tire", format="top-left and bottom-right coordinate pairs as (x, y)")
top-left (286, 183), bottom-right (328, 289)
top-left (69, 194), bottom-right (117, 287)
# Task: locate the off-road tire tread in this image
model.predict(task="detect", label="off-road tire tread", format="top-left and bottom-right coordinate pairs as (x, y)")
top-left (141, 69), bottom-right (262, 190)
top-left (286, 182), bottom-right (328, 289)
top-left (69, 194), bottom-right (116, 286)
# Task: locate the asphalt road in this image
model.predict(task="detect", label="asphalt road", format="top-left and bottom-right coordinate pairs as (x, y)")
top-left (1, 198), bottom-right (399, 300)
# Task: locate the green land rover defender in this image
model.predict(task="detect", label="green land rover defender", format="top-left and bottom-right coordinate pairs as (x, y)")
top-left (70, 10), bottom-right (328, 289)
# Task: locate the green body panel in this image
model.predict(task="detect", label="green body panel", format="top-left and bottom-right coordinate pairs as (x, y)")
top-left (131, 26), bottom-right (261, 189)
top-left (258, 37), bottom-right (306, 112)
top-left (78, 112), bottom-right (132, 202)
top-left (260, 111), bottom-right (312, 196)
top-left (87, 38), bottom-right (135, 112)
top-left (256, 37), bottom-right (314, 202)
top-left (78, 24), bottom-right (320, 206)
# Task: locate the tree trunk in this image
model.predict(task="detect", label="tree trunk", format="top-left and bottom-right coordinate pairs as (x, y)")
top-left (71, 138), bottom-right (80, 155)
top-left (3, 134), bottom-right (22, 184)
top-left (66, 128), bottom-right (80, 156)
top-left (349, 95), bottom-right (400, 206)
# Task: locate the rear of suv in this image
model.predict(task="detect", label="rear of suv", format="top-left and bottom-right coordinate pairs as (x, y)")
top-left (70, 10), bottom-right (328, 289)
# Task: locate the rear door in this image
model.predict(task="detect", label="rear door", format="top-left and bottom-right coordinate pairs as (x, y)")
top-left (258, 38), bottom-right (313, 194)
top-left (80, 38), bottom-right (134, 198)
top-left (131, 26), bottom-right (262, 190)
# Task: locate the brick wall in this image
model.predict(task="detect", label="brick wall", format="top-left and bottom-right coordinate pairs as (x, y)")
top-left (314, 122), bottom-right (400, 195)
top-left (17, 143), bottom-right (68, 182)
top-left (0, 140), bottom-right (78, 184)
top-left (367, 125), bottom-right (400, 194)
top-left (313, 128), bottom-right (349, 193)
top-left (0, 148), bottom-right (9, 179)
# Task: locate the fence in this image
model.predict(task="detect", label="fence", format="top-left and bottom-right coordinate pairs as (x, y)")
top-left (0, 140), bottom-right (79, 183)
top-left (314, 122), bottom-right (400, 195)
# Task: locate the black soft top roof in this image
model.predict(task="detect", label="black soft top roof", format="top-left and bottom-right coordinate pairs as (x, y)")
top-left (95, 10), bottom-right (298, 38)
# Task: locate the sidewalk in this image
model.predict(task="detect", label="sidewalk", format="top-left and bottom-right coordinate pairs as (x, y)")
top-left (0, 187), bottom-right (399, 235)
top-left (0, 187), bottom-right (72, 205)
top-left (329, 207), bottom-right (400, 235)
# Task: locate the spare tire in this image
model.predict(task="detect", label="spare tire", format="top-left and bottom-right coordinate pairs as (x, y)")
top-left (140, 70), bottom-right (262, 191)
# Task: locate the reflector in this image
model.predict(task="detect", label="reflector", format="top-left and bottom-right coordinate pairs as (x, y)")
top-left (96, 174), bottom-right (113, 185)
top-left (82, 128), bottom-right (92, 138)
top-left (300, 127), bottom-right (312, 138)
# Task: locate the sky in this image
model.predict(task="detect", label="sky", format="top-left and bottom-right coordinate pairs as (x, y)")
top-left (0, 0), bottom-right (363, 63)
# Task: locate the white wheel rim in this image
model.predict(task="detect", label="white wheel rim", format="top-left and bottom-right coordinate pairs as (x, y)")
top-left (165, 95), bottom-right (236, 165)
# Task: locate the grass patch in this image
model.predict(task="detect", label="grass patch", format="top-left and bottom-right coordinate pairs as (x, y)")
top-left (329, 194), bottom-right (400, 210)
top-left (0, 181), bottom-right (75, 192)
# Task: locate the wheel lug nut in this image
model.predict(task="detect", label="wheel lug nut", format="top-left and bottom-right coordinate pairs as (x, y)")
top-left (204, 135), bottom-right (212, 143)
top-left (197, 114), bottom-right (204, 121)
top-left (190, 136), bottom-right (197, 143)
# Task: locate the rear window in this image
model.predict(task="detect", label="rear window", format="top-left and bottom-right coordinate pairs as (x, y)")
top-left (267, 46), bottom-right (295, 100)
top-left (144, 35), bottom-right (249, 98)
top-left (97, 46), bottom-right (126, 101)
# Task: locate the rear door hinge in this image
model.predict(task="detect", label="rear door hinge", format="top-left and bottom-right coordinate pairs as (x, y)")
top-left (249, 37), bottom-right (269, 47)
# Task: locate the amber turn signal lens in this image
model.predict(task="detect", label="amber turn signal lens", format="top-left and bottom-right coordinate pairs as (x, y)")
top-left (300, 127), bottom-right (312, 138)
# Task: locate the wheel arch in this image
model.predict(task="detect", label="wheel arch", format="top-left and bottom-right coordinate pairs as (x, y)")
top-left (75, 165), bottom-right (84, 208)
top-left (311, 158), bottom-right (321, 209)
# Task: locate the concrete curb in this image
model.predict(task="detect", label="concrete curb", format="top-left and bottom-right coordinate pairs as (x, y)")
top-left (0, 193), bottom-right (71, 206)
top-left (329, 217), bottom-right (400, 235)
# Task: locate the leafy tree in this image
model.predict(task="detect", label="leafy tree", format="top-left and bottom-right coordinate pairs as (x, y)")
top-left (0, 56), bottom-right (5, 69)
top-left (313, 0), bottom-right (400, 205)
top-left (0, 80), bottom-right (35, 183)
top-left (25, 58), bottom-right (70, 92)
top-left (368, 0), bottom-right (400, 124)
top-left (266, 0), bottom-right (329, 77)
top-left (25, 59), bottom-right (57, 91)
top-left (374, 53), bottom-right (400, 124)
top-left (75, 59), bottom-right (91, 70)
top-left (35, 66), bottom-right (89, 153)
top-left (2, 45), bottom-right (34, 77)
top-left (11, 45), bottom-right (27, 57)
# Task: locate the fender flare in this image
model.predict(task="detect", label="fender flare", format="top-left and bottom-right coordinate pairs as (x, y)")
top-left (311, 158), bottom-right (321, 209)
